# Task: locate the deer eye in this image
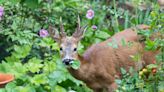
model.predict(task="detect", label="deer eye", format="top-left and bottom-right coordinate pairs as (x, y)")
top-left (73, 48), bottom-right (77, 51)
top-left (60, 47), bottom-right (63, 51)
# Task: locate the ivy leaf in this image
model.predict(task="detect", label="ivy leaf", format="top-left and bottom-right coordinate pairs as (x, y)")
top-left (71, 60), bottom-right (80, 70)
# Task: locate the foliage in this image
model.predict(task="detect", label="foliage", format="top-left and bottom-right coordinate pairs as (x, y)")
top-left (0, 0), bottom-right (163, 92)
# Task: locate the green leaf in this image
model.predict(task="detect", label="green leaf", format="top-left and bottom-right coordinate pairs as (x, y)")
top-left (25, 57), bottom-right (43, 73)
top-left (107, 42), bottom-right (118, 49)
top-left (52, 85), bottom-right (66, 92)
top-left (43, 61), bottom-right (56, 74)
top-left (49, 70), bottom-right (68, 85)
top-left (120, 68), bottom-right (127, 75)
top-left (95, 31), bottom-right (110, 39)
top-left (39, 37), bottom-right (55, 48)
top-left (158, 81), bottom-right (164, 92)
top-left (77, 42), bottom-right (84, 55)
top-left (15, 85), bottom-right (36, 92)
top-left (23, 0), bottom-right (40, 9)
top-left (0, 61), bottom-right (12, 73)
top-left (121, 38), bottom-right (126, 47)
top-left (30, 74), bottom-right (48, 86)
top-left (0, 89), bottom-right (6, 92)
top-left (145, 38), bottom-right (156, 50)
top-left (146, 64), bottom-right (158, 69)
top-left (71, 60), bottom-right (80, 70)
top-left (130, 53), bottom-right (142, 62)
top-left (5, 82), bottom-right (17, 92)
top-left (67, 75), bottom-right (83, 86)
top-left (115, 79), bottom-right (122, 85)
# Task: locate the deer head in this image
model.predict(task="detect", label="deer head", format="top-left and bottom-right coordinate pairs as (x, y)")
top-left (49, 17), bottom-right (87, 65)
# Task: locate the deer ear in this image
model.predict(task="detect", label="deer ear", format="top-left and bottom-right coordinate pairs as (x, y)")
top-left (73, 16), bottom-right (88, 41)
top-left (49, 26), bottom-right (61, 43)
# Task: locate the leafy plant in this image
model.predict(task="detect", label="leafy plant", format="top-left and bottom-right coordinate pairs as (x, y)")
top-left (0, 0), bottom-right (163, 92)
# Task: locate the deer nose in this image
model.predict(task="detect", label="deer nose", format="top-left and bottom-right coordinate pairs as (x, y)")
top-left (63, 59), bottom-right (73, 65)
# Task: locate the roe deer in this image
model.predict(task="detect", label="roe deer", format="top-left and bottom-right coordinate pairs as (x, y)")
top-left (49, 17), bottom-right (158, 92)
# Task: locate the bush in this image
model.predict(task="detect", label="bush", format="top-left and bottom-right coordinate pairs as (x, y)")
top-left (0, 0), bottom-right (163, 92)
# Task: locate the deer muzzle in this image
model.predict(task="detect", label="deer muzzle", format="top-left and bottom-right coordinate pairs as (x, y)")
top-left (62, 59), bottom-right (74, 65)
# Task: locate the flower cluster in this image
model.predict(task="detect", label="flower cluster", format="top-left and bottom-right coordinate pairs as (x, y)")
top-left (86, 9), bottom-right (97, 30)
top-left (92, 25), bottom-right (97, 30)
top-left (39, 29), bottom-right (49, 38)
top-left (86, 9), bottom-right (94, 19)
top-left (0, 6), bottom-right (4, 20)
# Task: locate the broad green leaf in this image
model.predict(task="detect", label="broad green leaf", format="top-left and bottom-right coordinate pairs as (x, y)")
top-left (23, 0), bottom-right (40, 9)
top-left (30, 74), bottom-right (48, 86)
top-left (0, 61), bottom-right (12, 73)
top-left (11, 62), bottom-right (27, 78)
top-left (71, 60), bottom-right (80, 70)
top-left (52, 85), bottom-right (66, 92)
top-left (25, 57), bottom-right (43, 73)
top-left (49, 70), bottom-right (68, 82)
top-left (43, 61), bottom-right (56, 73)
top-left (95, 31), bottom-right (110, 39)
top-left (5, 82), bottom-right (17, 92)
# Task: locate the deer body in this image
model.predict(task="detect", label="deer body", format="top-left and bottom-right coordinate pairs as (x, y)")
top-left (69, 41), bottom-right (143, 91)
top-left (49, 18), bottom-right (157, 92)
top-left (68, 29), bottom-right (146, 92)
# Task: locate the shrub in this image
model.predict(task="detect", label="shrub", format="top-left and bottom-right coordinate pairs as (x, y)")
top-left (0, 0), bottom-right (163, 92)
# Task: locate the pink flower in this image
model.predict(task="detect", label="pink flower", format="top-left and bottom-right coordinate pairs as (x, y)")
top-left (0, 6), bottom-right (4, 17)
top-left (39, 29), bottom-right (49, 37)
top-left (91, 25), bottom-right (97, 30)
top-left (86, 9), bottom-right (94, 19)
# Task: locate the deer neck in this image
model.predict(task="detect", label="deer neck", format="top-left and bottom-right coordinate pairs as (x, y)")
top-left (77, 54), bottom-right (88, 65)
top-left (68, 54), bottom-right (90, 81)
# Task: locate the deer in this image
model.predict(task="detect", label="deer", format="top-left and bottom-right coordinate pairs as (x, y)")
top-left (49, 17), bottom-right (159, 92)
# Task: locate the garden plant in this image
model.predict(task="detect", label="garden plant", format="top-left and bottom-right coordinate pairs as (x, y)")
top-left (0, 0), bottom-right (163, 92)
